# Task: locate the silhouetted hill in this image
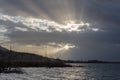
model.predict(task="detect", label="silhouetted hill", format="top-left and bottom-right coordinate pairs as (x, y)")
top-left (0, 46), bottom-right (44, 62)
top-left (0, 46), bottom-right (72, 67)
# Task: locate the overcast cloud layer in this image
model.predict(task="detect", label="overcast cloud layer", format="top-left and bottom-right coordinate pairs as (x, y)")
top-left (0, 0), bottom-right (120, 61)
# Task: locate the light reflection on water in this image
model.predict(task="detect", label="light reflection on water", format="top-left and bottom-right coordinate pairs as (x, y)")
top-left (0, 63), bottom-right (120, 80)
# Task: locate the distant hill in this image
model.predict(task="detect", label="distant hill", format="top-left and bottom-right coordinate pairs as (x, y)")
top-left (0, 46), bottom-right (44, 62)
top-left (0, 46), bottom-right (72, 67)
top-left (64, 60), bottom-right (120, 63)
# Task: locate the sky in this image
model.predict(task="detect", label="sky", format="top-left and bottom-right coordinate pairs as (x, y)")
top-left (0, 0), bottom-right (120, 61)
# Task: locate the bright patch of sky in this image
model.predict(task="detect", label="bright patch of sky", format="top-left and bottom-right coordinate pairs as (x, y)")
top-left (0, 13), bottom-right (100, 33)
top-left (15, 27), bottom-right (28, 31)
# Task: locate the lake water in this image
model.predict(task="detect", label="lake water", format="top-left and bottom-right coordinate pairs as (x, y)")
top-left (0, 63), bottom-right (120, 80)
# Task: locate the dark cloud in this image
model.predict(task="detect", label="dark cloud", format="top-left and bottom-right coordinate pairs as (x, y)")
top-left (5, 30), bottom-right (120, 46)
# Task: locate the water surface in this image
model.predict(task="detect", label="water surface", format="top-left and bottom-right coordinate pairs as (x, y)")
top-left (0, 63), bottom-right (120, 80)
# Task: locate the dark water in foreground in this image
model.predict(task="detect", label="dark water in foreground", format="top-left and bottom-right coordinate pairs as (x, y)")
top-left (0, 63), bottom-right (120, 80)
